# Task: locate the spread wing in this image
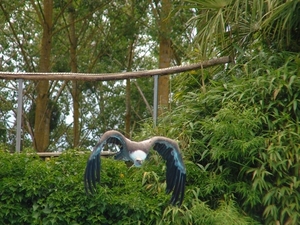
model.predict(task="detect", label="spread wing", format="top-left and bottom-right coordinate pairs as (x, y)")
top-left (152, 137), bottom-right (186, 206)
top-left (84, 130), bottom-right (128, 194)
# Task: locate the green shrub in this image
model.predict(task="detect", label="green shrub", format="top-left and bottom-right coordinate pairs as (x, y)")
top-left (150, 52), bottom-right (300, 224)
top-left (0, 149), bottom-right (255, 224)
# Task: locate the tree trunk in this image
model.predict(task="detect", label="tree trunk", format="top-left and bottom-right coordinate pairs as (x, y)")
top-left (34, 0), bottom-right (53, 152)
top-left (158, 0), bottom-right (172, 115)
top-left (124, 1), bottom-right (135, 138)
top-left (69, 5), bottom-right (80, 148)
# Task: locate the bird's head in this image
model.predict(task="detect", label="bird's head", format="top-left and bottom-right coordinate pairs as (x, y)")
top-left (130, 150), bottom-right (147, 167)
top-left (134, 158), bottom-right (144, 167)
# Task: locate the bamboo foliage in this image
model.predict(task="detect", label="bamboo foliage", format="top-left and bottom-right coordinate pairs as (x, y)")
top-left (144, 51), bottom-right (300, 224)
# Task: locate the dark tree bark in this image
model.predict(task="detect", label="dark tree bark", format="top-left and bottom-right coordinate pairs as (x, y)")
top-left (68, 4), bottom-right (80, 148)
top-left (34, 0), bottom-right (53, 152)
top-left (158, 0), bottom-right (172, 115)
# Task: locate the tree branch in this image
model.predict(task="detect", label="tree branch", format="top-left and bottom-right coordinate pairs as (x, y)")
top-left (0, 56), bottom-right (232, 81)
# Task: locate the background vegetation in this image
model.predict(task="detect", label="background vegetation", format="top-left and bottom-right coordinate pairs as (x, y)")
top-left (0, 0), bottom-right (299, 224)
top-left (1, 51), bottom-right (299, 224)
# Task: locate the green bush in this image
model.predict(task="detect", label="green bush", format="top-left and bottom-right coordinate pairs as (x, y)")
top-left (0, 149), bottom-right (255, 224)
top-left (151, 52), bottom-right (300, 224)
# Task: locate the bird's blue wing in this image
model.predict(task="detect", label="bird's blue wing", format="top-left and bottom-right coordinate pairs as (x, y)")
top-left (84, 130), bottom-right (126, 194)
top-left (152, 138), bottom-right (186, 206)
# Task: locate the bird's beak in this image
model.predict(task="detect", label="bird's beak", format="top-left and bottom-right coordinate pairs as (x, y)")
top-left (134, 159), bottom-right (144, 167)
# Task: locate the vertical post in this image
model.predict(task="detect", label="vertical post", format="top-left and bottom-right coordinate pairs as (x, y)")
top-left (16, 79), bottom-right (23, 153)
top-left (153, 75), bottom-right (158, 127)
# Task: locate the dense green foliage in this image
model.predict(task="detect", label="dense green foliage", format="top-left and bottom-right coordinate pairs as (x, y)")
top-left (0, 149), bottom-right (256, 224)
top-left (147, 52), bottom-right (300, 224)
top-left (1, 1), bottom-right (300, 224)
top-left (1, 53), bottom-right (299, 224)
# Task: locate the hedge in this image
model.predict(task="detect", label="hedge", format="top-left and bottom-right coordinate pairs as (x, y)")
top-left (0, 149), bottom-right (256, 225)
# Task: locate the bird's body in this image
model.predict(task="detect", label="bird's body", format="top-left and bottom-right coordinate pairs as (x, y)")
top-left (84, 130), bottom-right (186, 206)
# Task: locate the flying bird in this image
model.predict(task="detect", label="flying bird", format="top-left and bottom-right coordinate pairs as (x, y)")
top-left (84, 130), bottom-right (186, 206)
